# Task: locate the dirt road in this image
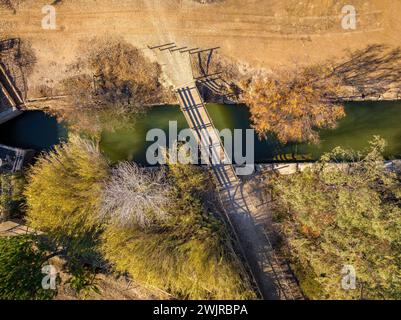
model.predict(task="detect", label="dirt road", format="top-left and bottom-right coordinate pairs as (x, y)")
top-left (0, 0), bottom-right (400, 97)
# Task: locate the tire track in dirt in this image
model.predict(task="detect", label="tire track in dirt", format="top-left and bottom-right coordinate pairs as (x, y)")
top-left (0, 0), bottom-right (399, 96)
top-left (0, 3), bottom-right (384, 39)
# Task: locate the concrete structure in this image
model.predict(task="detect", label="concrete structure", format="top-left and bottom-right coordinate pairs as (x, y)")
top-left (0, 106), bottom-right (22, 125)
top-left (0, 144), bottom-right (34, 173)
top-left (256, 160), bottom-right (401, 175)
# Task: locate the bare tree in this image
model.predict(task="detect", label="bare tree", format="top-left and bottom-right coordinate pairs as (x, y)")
top-left (101, 162), bottom-right (171, 228)
top-left (0, 38), bottom-right (36, 99)
top-left (57, 37), bottom-right (168, 133)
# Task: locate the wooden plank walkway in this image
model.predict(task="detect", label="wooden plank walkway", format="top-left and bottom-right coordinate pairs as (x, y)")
top-left (175, 84), bottom-right (239, 189)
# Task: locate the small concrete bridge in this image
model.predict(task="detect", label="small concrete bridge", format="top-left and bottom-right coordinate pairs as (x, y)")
top-left (149, 43), bottom-right (303, 300)
top-left (0, 41), bottom-right (32, 172)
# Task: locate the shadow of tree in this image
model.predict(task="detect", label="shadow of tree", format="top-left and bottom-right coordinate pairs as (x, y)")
top-left (0, 0), bottom-right (26, 13)
top-left (334, 44), bottom-right (401, 98)
top-left (0, 37), bottom-right (37, 100)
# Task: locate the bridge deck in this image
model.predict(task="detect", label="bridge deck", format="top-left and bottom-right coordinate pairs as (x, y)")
top-left (175, 84), bottom-right (239, 189)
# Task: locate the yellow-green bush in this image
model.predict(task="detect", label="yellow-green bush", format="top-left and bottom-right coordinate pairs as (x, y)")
top-left (25, 139), bottom-right (255, 299)
top-left (101, 163), bottom-right (256, 299)
top-left (25, 136), bottom-right (108, 254)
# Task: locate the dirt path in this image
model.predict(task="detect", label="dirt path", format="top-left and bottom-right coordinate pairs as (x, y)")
top-left (1, 0), bottom-right (400, 97)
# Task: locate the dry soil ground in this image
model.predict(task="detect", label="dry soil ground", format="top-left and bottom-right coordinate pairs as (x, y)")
top-left (0, 0), bottom-right (400, 97)
top-left (1, 0), bottom-right (400, 300)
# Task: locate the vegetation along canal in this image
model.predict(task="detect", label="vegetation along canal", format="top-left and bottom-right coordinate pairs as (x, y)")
top-left (1, 101), bottom-right (400, 163)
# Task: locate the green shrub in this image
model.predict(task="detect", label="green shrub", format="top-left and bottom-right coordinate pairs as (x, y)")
top-left (0, 235), bottom-right (56, 300)
top-left (101, 163), bottom-right (256, 299)
top-left (271, 137), bottom-right (401, 299)
top-left (0, 173), bottom-right (26, 220)
top-left (25, 135), bottom-right (108, 259)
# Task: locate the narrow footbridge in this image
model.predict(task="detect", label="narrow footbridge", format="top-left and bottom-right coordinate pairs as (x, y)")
top-left (176, 85), bottom-right (239, 188)
top-left (149, 43), bottom-right (303, 300)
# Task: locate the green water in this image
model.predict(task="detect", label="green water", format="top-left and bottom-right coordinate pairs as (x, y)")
top-left (100, 101), bottom-right (401, 164)
top-left (296, 101), bottom-right (401, 160)
top-left (1, 103), bottom-right (399, 163)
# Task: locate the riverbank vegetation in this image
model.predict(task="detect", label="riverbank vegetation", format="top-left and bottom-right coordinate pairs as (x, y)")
top-left (268, 137), bottom-right (401, 299)
top-left (101, 161), bottom-right (255, 299)
top-left (25, 136), bottom-right (108, 263)
top-left (242, 64), bottom-right (346, 144)
top-left (56, 38), bottom-right (170, 135)
top-left (0, 234), bottom-right (57, 300)
top-left (2, 33), bottom-right (401, 300)
top-left (19, 136), bottom-right (256, 299)
top-left (0, 37), bottom-right (36, 100)
top-left (241, 45), bottom-right (401, 144)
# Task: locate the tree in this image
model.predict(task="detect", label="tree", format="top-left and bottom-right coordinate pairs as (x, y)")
top-left (101, 162), bottom-right (171, 228)
top-left (24, 138), bottom-right (256, 299)
top-left (242, 64), bottom-right (345, 144)
top-left (25, 135), bottom-right (108, 260)
top-left (101, 163), bottom-right (256, 299)
top-left (270, 137), bottom-right (401, 299)
top-left (59, 37), bottom-right (166, 133)
top-left (0, 235), bottom-right (56, 300)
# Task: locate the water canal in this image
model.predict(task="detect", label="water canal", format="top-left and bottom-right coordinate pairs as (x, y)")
top-left (100, 101), bottom-right (401, 163)
top-left (1, 101), bottom-right (400, 164)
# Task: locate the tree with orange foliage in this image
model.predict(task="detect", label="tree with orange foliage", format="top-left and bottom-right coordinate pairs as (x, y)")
top-left (242, 64), bottom-right (346, 144)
